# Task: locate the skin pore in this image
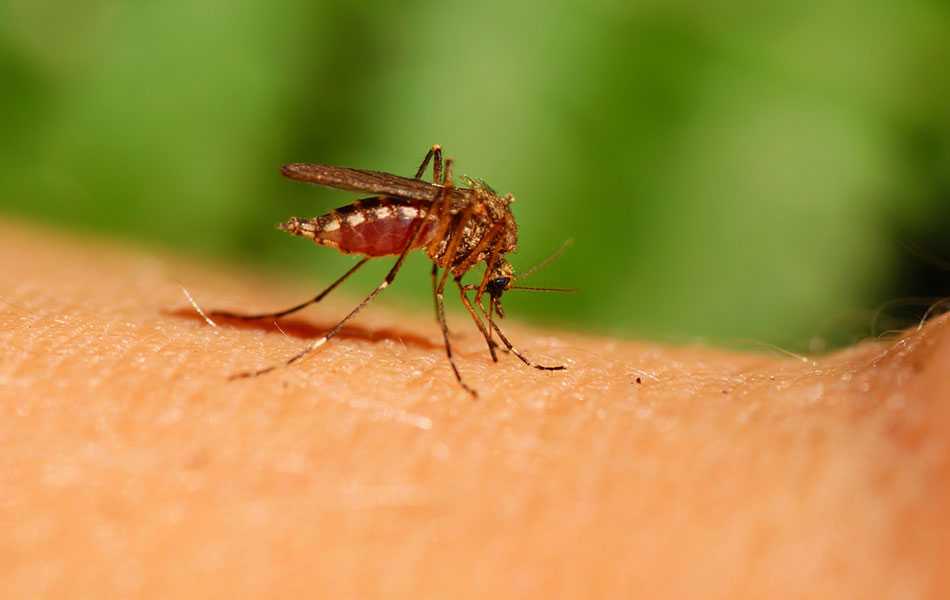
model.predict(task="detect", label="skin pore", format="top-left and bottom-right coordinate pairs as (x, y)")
top-left (1, 220), bottom-right (948, 598)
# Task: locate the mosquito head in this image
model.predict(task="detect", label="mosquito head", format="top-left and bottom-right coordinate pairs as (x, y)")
top-left (476, 256), bottom-right (574, 321)
top-left (486, 259), bottom-right (515, 299)
top-left (486, 276), bottom-right (511, 297)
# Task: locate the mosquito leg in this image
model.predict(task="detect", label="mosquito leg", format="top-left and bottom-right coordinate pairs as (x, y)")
top-left (490, 317), bottom-right (566, 371)
top-left (446, 227), bottom-right (505, 363)
top-left (441, 157), bottom-right (453, 186)
top-left (487, 294), bottom-right (497, 358)
top-left (231, 250), bottom-right (413, 379)
top-left (413, 144), bottom-right (443, 183)
top-left (456, 278), bottom-right (498, 362)
top-left (433, 269), bottom-right (477, 397)
top-left (451, 222), bottom-right (504, 280)
top-left (413, 145), bottom-right (434, 179)
top-left (433, 214), bottom-right (469, 295)
top-left (210, 258), bottom-right (370, 321)
top-left (432, 146), bottom-right (443, 184)
top-left (422, 158), bottom-right (460, 258)
top-left (428, 202), bottom-right (481, 396)
top-left (461, 283), bottom-right (511, 355)
top-left (230, 194), bottom-right (439, 380)
top-left (431, 264), bottom-right (441, 322)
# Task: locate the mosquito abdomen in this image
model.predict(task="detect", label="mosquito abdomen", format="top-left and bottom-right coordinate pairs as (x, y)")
top-left (280, 197), bottom-right (436, 257)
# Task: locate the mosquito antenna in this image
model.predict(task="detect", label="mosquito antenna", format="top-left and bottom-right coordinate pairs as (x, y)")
top-left (509, 285), bottom-right (577, 293)
top-left (516, 239), bottom-right (573, 281)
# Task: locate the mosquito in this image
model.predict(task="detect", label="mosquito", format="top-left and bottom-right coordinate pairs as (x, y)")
top-left (212, 145), bottom-right (569, 397)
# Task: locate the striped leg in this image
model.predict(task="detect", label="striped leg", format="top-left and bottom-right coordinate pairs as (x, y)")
top-left (210, 258), bottom-right (369, 321)
top-left (230, 192), bottom-right (445, 380)
top-left (456, 278), bottom-right (499, 362)
top-left (231, 252), bottom-right (408, 379)
top-left (413, 144), bottom-right (443, 183)
top-left (447, 225), bottom-right (506, 363)
top-left (429, 206), bottom-right (480, 397)
top-left (432, 264), bottom-right (477, 397)
top-left (489, 313), bottom-right (566, 371)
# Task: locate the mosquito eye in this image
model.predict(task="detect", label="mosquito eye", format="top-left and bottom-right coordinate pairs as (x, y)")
top-left (488, 277), bottom-right (510, 296)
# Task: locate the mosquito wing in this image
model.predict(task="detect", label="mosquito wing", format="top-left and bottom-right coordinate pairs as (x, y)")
top-left (282, 163), bottom-right (472, 206)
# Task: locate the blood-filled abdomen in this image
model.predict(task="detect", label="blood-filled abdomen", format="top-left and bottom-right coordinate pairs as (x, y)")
top-left (280, 197), bottom-right (436, 257)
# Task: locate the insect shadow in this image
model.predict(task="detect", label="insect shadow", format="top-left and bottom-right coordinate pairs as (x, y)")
top-left (164, 307), bottom-right (441, 351)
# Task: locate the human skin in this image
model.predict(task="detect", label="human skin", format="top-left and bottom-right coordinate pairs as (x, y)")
top-left (0, 220), bottom-right (948, 598)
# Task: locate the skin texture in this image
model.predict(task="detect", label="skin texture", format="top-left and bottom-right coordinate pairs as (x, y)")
top-left (1, 220), bottom-right (948, 599)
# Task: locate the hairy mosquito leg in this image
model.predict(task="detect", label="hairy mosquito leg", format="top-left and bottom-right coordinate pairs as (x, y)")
top-left (461, 283), bottom-right (510, 355)
top-left (413, 146), bottom-right (433, 179)
top-left (230, 211), bottom-right (433, 380)
top-left (413, 144), bottom-right (443, 183)
top-left (429, 207), bottom-right (479, 397)
top-left (446, 225), bottom-right (501, 362)
top-left (452, 222), bottom-right (505, 282)
top-left (427, 193), bottom-right (482, 396)
top-left (456, 278), bottom-right (498, 362)
top-left (421, 159), bottom-right (459, 259)
top-left (441, 157), bottom-right (453, 186)
top-left (490, 316), bottom-right (566, 371)
top-left (455, 232), bottom-right (510, 362)
top-left (230, 257), bottom-right (409, 379)
top-left (210, 258), bottom-right (369, 321)
top-left (231, 174), bottom-right (455, 382)
top-left (431, 264), bottom-right (442, 323)
top-left (432, 269), bottom-right (477, 397)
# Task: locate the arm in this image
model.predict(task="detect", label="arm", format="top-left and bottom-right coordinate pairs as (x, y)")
top-left (1, 220), bottom-right (947, 598)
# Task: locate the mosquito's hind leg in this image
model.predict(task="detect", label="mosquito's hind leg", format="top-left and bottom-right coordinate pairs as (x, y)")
top-left (210, 258), bottom-right (369, 321)
top-left (230, 180), bottom-right (454, 384)
top-left (413, 144), bottom-right (443, 183)
top-left (230, 250), bottom-right (413, 380)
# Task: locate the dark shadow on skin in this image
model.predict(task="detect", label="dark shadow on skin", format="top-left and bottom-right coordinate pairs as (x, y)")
top-left (165, 308), bottom-right (442, 351)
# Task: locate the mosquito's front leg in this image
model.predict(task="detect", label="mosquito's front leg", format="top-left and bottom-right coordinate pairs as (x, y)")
top-left (461, 282), bottom-right (510, 356)
top-left (455, 278), bottom-right (499, 362)
top-left (489, 315), bottom-right (566, 372)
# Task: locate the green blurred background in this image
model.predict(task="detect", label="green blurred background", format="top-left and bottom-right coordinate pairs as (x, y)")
top-left (2, 0), bottom-right (948, 349)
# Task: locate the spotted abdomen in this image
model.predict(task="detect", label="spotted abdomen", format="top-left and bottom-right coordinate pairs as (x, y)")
top-left (280, 197), bottom-right (436, 257)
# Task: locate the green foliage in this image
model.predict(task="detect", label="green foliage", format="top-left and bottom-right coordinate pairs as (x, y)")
top-left (2, 0), bottom-right (949, 348)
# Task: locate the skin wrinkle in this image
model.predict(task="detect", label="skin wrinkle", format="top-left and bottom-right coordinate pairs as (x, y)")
top-left (0, 220), bottom-right (948, 598)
